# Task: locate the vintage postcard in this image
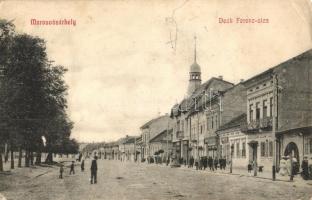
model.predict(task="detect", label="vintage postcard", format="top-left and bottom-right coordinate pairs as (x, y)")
top-left (0, 0), bottom-right (312, 199)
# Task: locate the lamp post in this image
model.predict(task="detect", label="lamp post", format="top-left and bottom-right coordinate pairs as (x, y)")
top-left (230, 144), bottom-right (234, 173)
top-left (272, 73), bottom-right (279, 181)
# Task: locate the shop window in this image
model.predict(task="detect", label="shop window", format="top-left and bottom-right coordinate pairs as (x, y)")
top-left (263, 100), bottom-right (267, 118)
top-left (207, 117), bottom-right (209, 130)
top-left (181, 120), bottom-right (184, 132)
top-left (269, 141), bottom-right (273, 157)
top-left (304, 139), bottom-right (309, 154)
top-left (249, 104), bottom-right (253, 121)
top-left (256, 102), bottom-right (260, 120)
top-left (236, 142), bottom-right (240, 158)
top-left (242, 142), bottom-right (246, 158)
top-left (270, 97), bottom-right (273, 117)
top-left (261, 142), bottom-right (266, 157)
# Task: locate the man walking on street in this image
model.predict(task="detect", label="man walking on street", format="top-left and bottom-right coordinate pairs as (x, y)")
top-left (91, 155), bottom-right (98, 184)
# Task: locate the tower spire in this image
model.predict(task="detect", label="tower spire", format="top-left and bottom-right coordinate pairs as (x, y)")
top-left (194, 34), bottom-right (197, 63)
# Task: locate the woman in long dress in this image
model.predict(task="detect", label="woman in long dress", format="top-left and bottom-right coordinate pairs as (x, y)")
top-left (279, 156), bottom-right (287, 176)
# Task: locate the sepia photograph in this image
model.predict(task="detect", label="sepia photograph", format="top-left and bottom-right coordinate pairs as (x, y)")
top-left (0, 0), bottom-right (312, 199)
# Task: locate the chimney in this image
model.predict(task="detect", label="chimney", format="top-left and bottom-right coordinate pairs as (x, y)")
top-left (218, 75), bottom-right (223, 80)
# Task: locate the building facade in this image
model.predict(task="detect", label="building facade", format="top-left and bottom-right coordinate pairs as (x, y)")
top-left (242, 49), bottom-right (312, 172)
top-left (217, 114), bottom-right (248, 168)
top-left (170, 39), bottom-right (247, 164)
top-left (140, 114), bottom-right (173, 161)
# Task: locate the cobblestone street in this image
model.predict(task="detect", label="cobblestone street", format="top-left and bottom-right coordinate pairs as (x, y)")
top-left (1, 159), bottom-right (312, 200)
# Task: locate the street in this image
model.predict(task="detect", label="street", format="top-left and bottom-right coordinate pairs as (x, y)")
top-left (1, 159), bottom-right (312, 200)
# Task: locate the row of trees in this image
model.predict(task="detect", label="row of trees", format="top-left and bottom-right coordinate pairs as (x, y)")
top-left (0, 19), bottom-right (78, 171)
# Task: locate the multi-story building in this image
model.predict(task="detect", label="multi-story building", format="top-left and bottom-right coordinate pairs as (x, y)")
top-left (140, 114), bottom-right (173, 160)
top-left (216, 114), bottom-right (248, 168)
top-left (170, 39), bottom-right (246, 164)
top-left (242, 49), bottom-right (312, 172)
top-left (149, 129), bottom-right (173, 162)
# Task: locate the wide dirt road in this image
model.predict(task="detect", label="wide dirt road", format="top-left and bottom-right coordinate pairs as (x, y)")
top-left (1, 159), bottom-right (312, 200)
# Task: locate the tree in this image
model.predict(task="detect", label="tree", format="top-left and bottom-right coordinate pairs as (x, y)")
top-left (0, 19), bottom-right (15, 171)
top-left (0, 19), bottom-right (75, 168)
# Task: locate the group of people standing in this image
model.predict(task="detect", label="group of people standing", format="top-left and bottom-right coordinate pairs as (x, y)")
top-left (187, 156), bottom-right (227, 171)
top-left (279, 155), bottom-right (312, 180)
top-left (301, 156), bottom-right (312, 180)
top-left (59, 153), bottom-right (98, 184)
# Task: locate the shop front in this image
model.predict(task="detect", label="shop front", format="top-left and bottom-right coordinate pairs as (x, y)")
top-left (205, 136), bottom-right (218, 158)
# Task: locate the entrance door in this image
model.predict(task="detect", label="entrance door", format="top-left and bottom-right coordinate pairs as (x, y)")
top-left (248, 141), bottom-right (258, 164)
top-left (284, 142), bottom-right (300, 173)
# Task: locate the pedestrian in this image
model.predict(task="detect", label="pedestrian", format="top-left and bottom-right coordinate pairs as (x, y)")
top-left (203, 156), bottom-right (207, 170)
top-left (286, 156), bottom-right (291, 176)
top-left (214, 157), bottom-right (218, 170)
top-left (223, 157), bottom-right (227, 170)
top-left (195, 157), bottom-right (199, 170)
top-left (301, 156), bottom-right (309, 180)
top-left (90, 156), bottom-right (98, 184)
top-left (81, 158), bottom-right (85, 172)
top-left (69, 161), bottom-right (75, 175)
top-left (59, 163), bottom-right (64, 179)
top-left (309, 157), bottom-right (312, 180)
top-left (219, 157), bottom-right (223, 170)
top-left (189, 156), bottom-right (194, 168)
top-left (79, 153), bottom-right (82, 162)
top-left (247, 162), bottom-right (252, 174)
top-left (208, 156), bottom-right (213, 171)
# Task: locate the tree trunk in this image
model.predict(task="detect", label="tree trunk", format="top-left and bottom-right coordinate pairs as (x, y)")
top-left (4, 143), bottom-right (8, 163)
top-left (18, 148), bottom-right (22, 168)
top-left (10, 149), bottom-right (14, 169)
top-left (30, 152), bottom-right (34, 166)
top-left (0, 152), bottom-right (3, 172)
top-left (45, 152), bottom-right (53, 164)
top-left (25, 150), bottom-right (30, 167)
top-left (35, 151), bottom-right (41, 165)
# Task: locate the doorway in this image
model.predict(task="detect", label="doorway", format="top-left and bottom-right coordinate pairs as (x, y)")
top-left (284, 142), bottom-right (300, 173)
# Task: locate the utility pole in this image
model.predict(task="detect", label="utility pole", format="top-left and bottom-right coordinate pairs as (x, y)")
top-left (134, 136), bottom-right (136, 162)
top-left (272, 73), bottom-right (278, 181)
top-left (230, 144), bottom-right (233, 173)
top-left (166, 118), bottom-right (169, 165)
top-left (197, 113), bottom-right (200, 165)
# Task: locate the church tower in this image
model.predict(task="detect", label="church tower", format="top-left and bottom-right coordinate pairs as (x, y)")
top-left (187, 36), bottom-right (201, 96)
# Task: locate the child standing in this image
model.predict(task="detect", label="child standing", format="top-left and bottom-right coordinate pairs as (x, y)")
top-left (81, 159), bottom-right (85, 172)
top-left (248, 162), bottom-right (252, 175)
top-left (70, 161), bottom-right (75, 175)
top-left (59, 164), bottom-right (64, 179)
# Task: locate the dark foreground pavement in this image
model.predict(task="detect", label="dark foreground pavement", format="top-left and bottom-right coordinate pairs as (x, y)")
top-left (1, 159), bottom-right (312, 200)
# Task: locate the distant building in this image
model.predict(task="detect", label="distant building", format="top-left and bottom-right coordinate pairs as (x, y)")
top-left (149, 129), bottom-right (173, 161)
top-left (123, 136), bottom-right (140, 162)
top-left (140, 114), bottom-right (173, 160)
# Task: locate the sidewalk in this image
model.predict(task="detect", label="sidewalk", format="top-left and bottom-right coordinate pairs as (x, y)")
top-left (177, 164), bottom-right (312, 185)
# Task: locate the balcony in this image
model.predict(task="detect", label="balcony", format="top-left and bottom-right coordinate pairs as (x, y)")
top-left (241, 117), bottom-right (273, 132)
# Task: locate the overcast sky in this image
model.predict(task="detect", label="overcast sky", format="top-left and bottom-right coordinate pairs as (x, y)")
top-left (1, 0), bottom-right (311, 142)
